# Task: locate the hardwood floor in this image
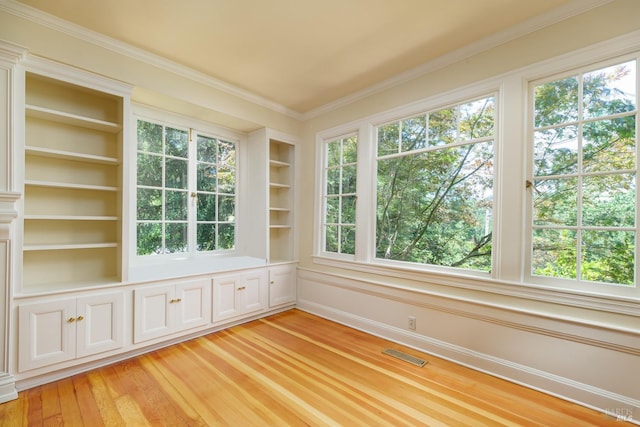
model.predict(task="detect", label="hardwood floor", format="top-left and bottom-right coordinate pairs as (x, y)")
top-left (0, 309), bottom-right (631, 426)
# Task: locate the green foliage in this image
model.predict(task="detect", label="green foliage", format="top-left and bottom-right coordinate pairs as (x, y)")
top-left (375, 97), bottom-right (495, 271)
top-left (532, 60), bottom-right (636, 286)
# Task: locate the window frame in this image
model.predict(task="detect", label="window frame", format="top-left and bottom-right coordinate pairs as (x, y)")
top-left (524, 54), bottom-right (639, 296)
top-left (313, 33), bottom-right (640, 305)
top-left (130, 105), bottom-right (243, 265)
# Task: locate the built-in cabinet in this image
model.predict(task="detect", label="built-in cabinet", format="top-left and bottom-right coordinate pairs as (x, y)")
top-left (18, 291), bottom-right (125, 372)
top-left (21, 68), bottom-right (128, 295)
top-left (212, 268), bottom-right (268, 322)
top-left (10, 59), bottom-right (297, 390)
top-left (269, 264), bottom-right (297, 308)
top-left (134, 278), bottom-right (211, 343)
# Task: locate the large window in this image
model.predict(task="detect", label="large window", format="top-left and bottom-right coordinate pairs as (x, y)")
top-left (136, 118), bottom-right (236, 256)
top-left (322, 134), bottom-right (358, 255)
top-left (375, 96), bottom-right (495, 272)
top-left (529, 59), bottom-right (637, 287)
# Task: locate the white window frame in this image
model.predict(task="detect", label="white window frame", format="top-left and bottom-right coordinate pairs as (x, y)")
top-left (314, 30), bottom-right (640, 307)
top-left (130, 105), bottom-right (244, 267)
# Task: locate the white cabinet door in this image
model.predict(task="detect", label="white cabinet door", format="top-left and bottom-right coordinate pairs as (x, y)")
top-left (76, 292), bottom-right (124, 358)
top-left (134, 279), bottom-right (212, 343)
top-left (243, 269), bottom-right (268, 314)
top-left (176, 279), bottom-right (211, 330)
top-left (134, 283), bottom-right (174, 343)
top-left (18, 291), bottom-right (125, 372)
top-left (269, 264), bottom-right (296, 308)
top-left (19, 299), bottom-right (76, 371)
top-left (212, 274), bottom-right (241, 322)
top-left (212, 269), bottom-right (268, 322)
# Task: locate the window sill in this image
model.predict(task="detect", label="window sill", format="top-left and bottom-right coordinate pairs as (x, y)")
top-left (129, 254), bottom-right (267, 283)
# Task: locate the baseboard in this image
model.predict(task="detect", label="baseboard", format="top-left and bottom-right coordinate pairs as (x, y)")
top-left (0, 373), bottom-right (17, 403)
top-left (297, 299), bottom-right (639, 425)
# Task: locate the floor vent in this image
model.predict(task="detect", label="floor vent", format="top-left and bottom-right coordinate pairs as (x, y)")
top-left (382, 348), bottom-right (427, 367)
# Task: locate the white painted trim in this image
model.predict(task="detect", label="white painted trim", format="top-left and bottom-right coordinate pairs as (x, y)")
top-left (0, 373), bottom-right (17, 404)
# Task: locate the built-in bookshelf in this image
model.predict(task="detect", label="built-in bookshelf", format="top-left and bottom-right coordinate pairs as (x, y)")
top-left (268, 139), bottom-right (295, 262)
top-left (22, 72), bottom-right (125, 293)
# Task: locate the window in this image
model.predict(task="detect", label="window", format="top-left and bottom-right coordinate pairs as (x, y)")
top-left (136, 118), bottom-right (236, 256)
top-left (322, 134), bottom-right (357, 255)
top-left (529, 59), bottom-right (637, 287)
top-left (375, 96), bottom-right (495, 272)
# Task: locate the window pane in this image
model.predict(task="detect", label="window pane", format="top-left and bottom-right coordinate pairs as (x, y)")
top-left (137, 222), bottom-right (162, 255)
top-left (532, 177), bottom-right (578, 226)
top-left (340, 226), bottom-right (356, 255)
top-left (341, 165), bottom-right (357, 194)
top-left (428, 107), bottom-right (456, 146)
top-left (165, 127), bottom-right (188, 158)
top-left (137, 120), bottom-right (162, 153)
top-left (378, 122), bottom-right (399, 156)
top-left (326, 168), bottom-right (340, 195)
top-left (165, 158), bottom-right (188, 189)
top-left (218, 165), bottom-right (235, 194)
top-left (326, 196), bottom-right (339, 224)
top-left (376, 142), bottom-right (493, 271)
top-left (137, 188), bottom-right (162, 220)
top-left (197, 163), bottom-right (217, 192)
top-left (460, 98), bottom-right (495, 140)
top-left (218, 224), bottom-right (235, 250)
top-left (165, 190), bottom-right (188, 221)
top-left (327, 140), bottom-right (341, 167)
top-left (325, 225), bottom-right (338, 252)
top-left (532, 228), bottom-right (577, 279)
top-left (197, 135), bottom-right (217, 163)
top-left (218, 195), bottom-right (235, 222)
top-left (584, 61), bottom-right (636, 120)
top-left (534, 76), bottom-right (578, 127)
top-left (581, 230), bottom-right (635, 285)
top-left (583, 116), bottom-right (636, 173)
top-left (165, 223), bottom-right (187, 253)
top-left (218, 141), bottom-right (235, 168)
top-left (197, 193), bottom-right (216, 221)
top-left (137, 153), bottom-right (163, 187)
top-left (343, 137), bottom-right (357, 164)
top-left (401, 115), bottom-right (426, 152)
top-left (533, 125), bottom-right (578, 176)
top-left (582, 174), bottom-right (635, 227)
top-left (197, 223), bottom-right (215, 251)
top-left (341, 195), bottom-right (356, 224)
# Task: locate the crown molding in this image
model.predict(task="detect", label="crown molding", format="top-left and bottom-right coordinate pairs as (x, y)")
top-left (300, 0), bottom-right (614, 120)
top-left (0, 0), bottom-right (614, 121)
top-left (0, 0), bottom-right (304, 120)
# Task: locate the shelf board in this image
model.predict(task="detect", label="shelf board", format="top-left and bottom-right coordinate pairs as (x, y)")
top-left (19, 276), bottom-right (121, 296)
top-left (23, 242), bottom-right (118, 251)
top-left (24, 215), bottom-right (119, 221)
top-left (26, 104), bottom-right (122, 133)
top-left (269, 182), bottom-right (291, 189)
top-left (269, 225), bottom-right (291, 229)
top-left (26, 146), bottom-right (120, 165)
top-left (25, 180), bottom-right (119, 192)
top-left (269, 159), bottom-right (291, 168)
top-left (269, 207), bottom-right (291, 212)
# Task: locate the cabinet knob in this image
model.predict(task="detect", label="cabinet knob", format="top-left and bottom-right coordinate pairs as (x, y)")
top-left (270, 281), bottom-right (275, 285)
top-left (68, 317), bottom-right (76, 323)
top-left (176, 298), bottom-right (182, 303)
top-left (77, 315), bottom-right (84, 321)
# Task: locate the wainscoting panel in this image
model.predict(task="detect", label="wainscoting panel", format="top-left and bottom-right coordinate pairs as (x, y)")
top-left (296, 268), bottom-right (639, 422)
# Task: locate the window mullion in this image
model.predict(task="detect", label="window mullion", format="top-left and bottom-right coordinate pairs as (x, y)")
top-left (188, 129), bottom-right (197, 254)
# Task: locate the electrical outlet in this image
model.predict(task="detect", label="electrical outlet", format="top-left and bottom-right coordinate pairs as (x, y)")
top-left (408, 316), bottom-right (416, 330)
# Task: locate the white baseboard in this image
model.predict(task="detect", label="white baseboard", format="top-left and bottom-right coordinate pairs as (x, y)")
top-left (297, 299), bottom-right (639, 425)
top-left (0, 373), bottom-right (17, 403)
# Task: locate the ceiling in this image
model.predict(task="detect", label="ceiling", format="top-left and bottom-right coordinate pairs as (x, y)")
top-left (15, 0), bottom-right (602, 114)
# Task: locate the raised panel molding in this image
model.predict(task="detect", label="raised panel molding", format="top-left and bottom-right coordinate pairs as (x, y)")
top-left (296, 268), bottom-right (640, 418)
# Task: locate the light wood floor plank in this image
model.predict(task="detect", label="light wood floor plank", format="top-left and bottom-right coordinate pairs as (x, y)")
top-left (1, 309), bottom-right (632, 426)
